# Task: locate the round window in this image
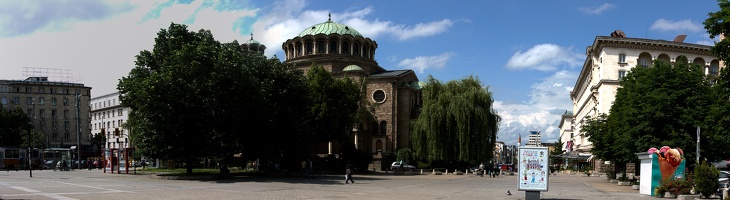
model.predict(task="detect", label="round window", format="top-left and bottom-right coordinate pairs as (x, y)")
top-left (373, 90), bottom-right (386, 103)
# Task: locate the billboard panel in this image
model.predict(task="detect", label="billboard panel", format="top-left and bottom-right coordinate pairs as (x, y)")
top-left (518, 147), bottom-right (549, 191)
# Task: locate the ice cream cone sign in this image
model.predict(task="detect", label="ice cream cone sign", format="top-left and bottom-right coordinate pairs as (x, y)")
top-left (648, 146), bottom-right (685, 180)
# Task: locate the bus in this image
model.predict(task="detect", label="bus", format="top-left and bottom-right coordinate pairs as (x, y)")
top-left (0, 147), bottom-right (42, 170)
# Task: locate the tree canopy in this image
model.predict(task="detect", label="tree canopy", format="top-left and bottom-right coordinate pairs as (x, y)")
top-left (0, 106), bottom-right (32, 147)
top-left (584, 60), bottom-right (715, 167)
top-left (411, 76), bottom-right (500, 164)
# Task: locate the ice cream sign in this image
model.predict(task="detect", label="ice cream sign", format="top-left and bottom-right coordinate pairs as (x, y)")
top-left (518, 147), bottom-right (549, 191)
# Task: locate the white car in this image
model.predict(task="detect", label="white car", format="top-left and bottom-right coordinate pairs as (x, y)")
top-left (390, 161), bottom-right (416, 171)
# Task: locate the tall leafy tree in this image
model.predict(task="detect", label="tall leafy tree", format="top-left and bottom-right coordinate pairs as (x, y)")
top-left (0, 106), bottom-right (32, 147)
top-left (594, 60), bottom-right (712, 169)
top-left (703, 0), bottom-right (730, 163)
top-left (411, 76), bottom-right (500, 163)
top-left (305, 65), bottom-right (361, 145)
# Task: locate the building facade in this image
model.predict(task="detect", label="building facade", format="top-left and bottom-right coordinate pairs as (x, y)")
top-left (568, 31), bottom-right (720, 171)
top-left (527, 131), bottom-right (542, 147)
top-left (281, 16), bottom-right (421, 170)
top-left (0, 77), bottom-right (92, 152)
top-left (90, 92), bottom-right (131, 151)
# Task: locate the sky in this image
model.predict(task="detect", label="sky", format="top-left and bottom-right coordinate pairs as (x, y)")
top-left (0, 0), bottom-right (722, 146)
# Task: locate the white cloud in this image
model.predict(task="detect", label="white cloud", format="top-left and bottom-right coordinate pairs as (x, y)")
top-left (397, 52), bottom-right (454, 73)
top-left (650, 19), bottom-right (703, 33)
top-left (578, 3), bottom-right (615, 15)
top-left (505, 44), bottom-right (583, 71)
top-left (252, 0), bottom-right (453, 56)
top-left (494, 70), bottom-right (576, 145)
top-left (0, 0), bottom-right (258, 96)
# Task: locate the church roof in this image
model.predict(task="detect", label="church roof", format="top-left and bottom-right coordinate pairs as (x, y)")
top-left (370, 70), bottom-right (411, 78)
top-left (297, 17), bottom-right (362, 38)
top-left (343, 65), bottom-right (364, 72)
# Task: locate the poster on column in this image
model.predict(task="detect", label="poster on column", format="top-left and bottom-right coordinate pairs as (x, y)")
top-left (517, 147), bottom-right (549, 191)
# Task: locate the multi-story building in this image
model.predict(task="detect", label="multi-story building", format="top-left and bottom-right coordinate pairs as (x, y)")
top-left (90, 92), bottom-right (130, 152)
top-left (568, 31), bottom-right (721, 170)
top-left (280, 16), bottom-right (421, 170)
top-left (0, 77), bottom-right (92, 153)
top-left (527, 131), bottom-right (542, 147)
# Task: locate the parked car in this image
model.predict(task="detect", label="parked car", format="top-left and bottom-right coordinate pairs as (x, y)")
top-left (718, 171), bottom-right (729, 198)
top-left (390, 161), bottom-right (416, 171)
top-left (44, 160), bottom-right (57, 169)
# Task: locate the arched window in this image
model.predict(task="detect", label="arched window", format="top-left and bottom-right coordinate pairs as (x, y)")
top-left (376, 140), bottom-right (383, 152)
top-left (379, 121), bottom-right (387, 135)
top-left (330, 40), bottom-right (338, 53)
top-left (711, 60), bottom-right (720, 75)
top-left (657, 54), bottom-right (671, 63)
top-left (296, 41), bottom-right (303, 56)
top-left (363, 46), bottom-right (369, 58)
top-left (675, 55), bottom-right (688, 65)
top-left (317, 40), bottom-right (325, 53)
top-left (305, 40), bottom-right (313, 55)
top-left (342, 41), bottom-right (350, 54)
top-left (693, 57), bottom-right (706, 67)
top-left (638, 53), bottom-right (652, 68)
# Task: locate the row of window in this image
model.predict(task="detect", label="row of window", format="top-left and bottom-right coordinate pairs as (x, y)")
top-left (33, 120), bottom-right (74, 131)
top-left (93, 99), bottom-right (118, 110)
top-left (0, 97), bottom-right (72, 106)
top-left (24, 108), bottom-right (73, 119)
top-left (92, 119), bottom-right (123, 131)
top-left (286, 39), bottom-right (375, 59)
top-left (614, 52), bottom-right (720, 75)
top-left (6, 86), bottom-right (79, 95)
top-left (93, 109), bottom-right (123, 120)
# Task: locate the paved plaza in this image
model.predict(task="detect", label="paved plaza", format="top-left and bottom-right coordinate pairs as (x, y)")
top-left (0, 169), bottom-right (654, 200)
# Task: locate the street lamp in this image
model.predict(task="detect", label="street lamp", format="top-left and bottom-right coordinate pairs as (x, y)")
top-left (75, 93), bottom-right (82, 170)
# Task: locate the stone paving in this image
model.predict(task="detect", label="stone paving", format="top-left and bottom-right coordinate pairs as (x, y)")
top-left (0, 169), bottom-right (656, 200)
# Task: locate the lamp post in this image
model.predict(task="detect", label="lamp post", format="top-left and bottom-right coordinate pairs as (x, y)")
top-left (75, 93), bottom-right (81, 170)
top-left (29, 98), bottom-right (34, 177)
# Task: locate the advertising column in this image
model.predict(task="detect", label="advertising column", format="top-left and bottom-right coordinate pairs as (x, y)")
top-left (518, 147), bottom-right (549, 200)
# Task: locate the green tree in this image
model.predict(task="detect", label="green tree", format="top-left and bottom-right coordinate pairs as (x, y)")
top-left (305, 65), bottom-right (361, 145)
top-left (411, 76), bottom-right (500, 164)
top-left (702, 0), bottom-right (730, 163)
top-left (0, 106), bottom-right (32, 147)
top-left (593, 60), bottom-right (712, 170)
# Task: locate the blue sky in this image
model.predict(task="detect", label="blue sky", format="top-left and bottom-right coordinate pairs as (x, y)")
top-left (0, 0), bottom-right (721, 146)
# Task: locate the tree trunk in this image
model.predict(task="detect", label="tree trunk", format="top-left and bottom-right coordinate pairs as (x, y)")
top-left (186, 157), bottom-right (193, 175)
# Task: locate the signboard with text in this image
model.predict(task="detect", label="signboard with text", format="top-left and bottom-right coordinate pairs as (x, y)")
top-left (517, 147), bottom-right (549, 191)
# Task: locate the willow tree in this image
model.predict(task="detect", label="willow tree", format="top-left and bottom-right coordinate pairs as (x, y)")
top-left (411, 76), bottom-right (500, 163)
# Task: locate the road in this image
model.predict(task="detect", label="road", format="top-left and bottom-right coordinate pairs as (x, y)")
top-left (0, 169), bottom-right (653, 200)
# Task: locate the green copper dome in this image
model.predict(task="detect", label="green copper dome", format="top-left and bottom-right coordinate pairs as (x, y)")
top-left (297, 19), bottom-right (362, 38)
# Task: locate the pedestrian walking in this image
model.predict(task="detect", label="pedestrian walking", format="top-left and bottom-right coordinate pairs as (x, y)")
top-left (478, 163), bottom-right (484, 177)
top-left (87, 158), bottom-right (92, 170)
top-left (345, 162), bottom-right (355, 184)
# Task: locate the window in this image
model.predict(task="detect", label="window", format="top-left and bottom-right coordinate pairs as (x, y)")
top-left (317, 40), bottom-right (325, 53)
top-left (50, 88), bottom-right (55, 94)
top-left (25, 87), bottom-right (31, 93)
top-left (26, 97), bottom-right (33, 105)
top-left (64, 110), bottom-right (69, 119)
top-left (379, 121), bottom-right (387, 135)
top-left (618, 53), bottom-right (626, 63)
top-left (1, 97), bottom-right (6, 105)
top-left (118, 109), bottom-right (123, 116)
top-left (710, 61), bottom-right (720, 75)
top-left (329, 40), bottom-right (338, 53)
top-left (39, 109), bottom-right (45, 119)
top-left (342, 41), bottom-right (349, 54)
top-left (64, 132), bottom-right (70, 140)
top-left (376, 140), bottom-right (383, 152)
top-left (40, 121), bottom-right (45, 130)
top-left (12, 97), bottom-right (19, 104)
top-left (52, 121), bottom-right (58, 130)
top-left (63, 98), bottom-right (69, 106)
top-left (113, 99), bottom-right (115, 105)
top-left (65, 121), bottom-right (70, 130)
top-left (52, 109), bottom-right (57, 119)
top-left (39, 87), bottom-right (45, 93)
top-left (52, 132), bottom-right (58, 139)
top-left (51, 98), bottom-right (57, 106)
top-left (618, 70), bottom-right (626, 80)
top-left (371, 122), bottom-right (378, 135)
top-left (112, 111), bottom-right (115, 117)
top-left (39, 97), bottom-right (45, 105)
top-left (373, 90), bottom-right (386, 103)
top-left (305, 41), bottom-right (313, 54)
top-left (27, 109), bottom-right (33, 117)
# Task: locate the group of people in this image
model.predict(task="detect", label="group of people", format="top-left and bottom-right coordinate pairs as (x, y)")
top-left (478, 162), bottom-right (501, 178)
top-left (300, 159), bottom-right (313, 176)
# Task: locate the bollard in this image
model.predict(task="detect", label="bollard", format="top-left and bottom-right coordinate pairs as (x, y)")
top-left (421, 169), bottom-right (423, 175)
top-left (446, 169), bottom-right (449, 174)
top-left (432, 169), bottom-right (435, 175)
